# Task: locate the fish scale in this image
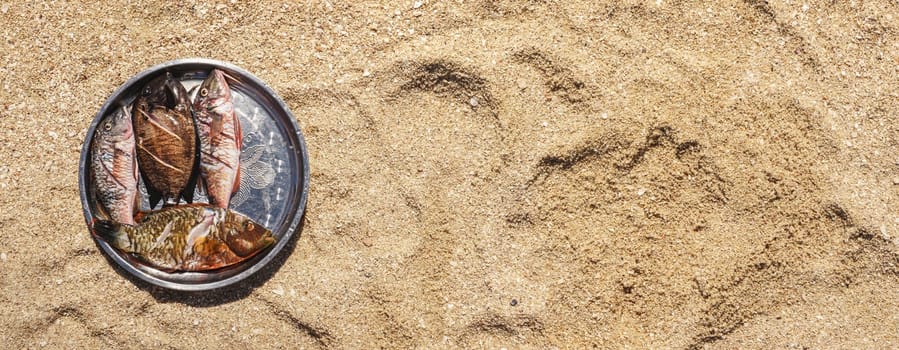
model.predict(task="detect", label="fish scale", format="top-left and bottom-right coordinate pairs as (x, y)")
top-left (127, 208), bottom-right (202, 265)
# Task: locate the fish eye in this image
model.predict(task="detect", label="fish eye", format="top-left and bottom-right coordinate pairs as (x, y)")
top-left (199, 88), bottom-right (208, 97)
top-left (246, 222), bottom-right (254, 231)
top-left (142, 86), bottom-right (151, 96)
top-left (104, 122), bottom-right (112, 131)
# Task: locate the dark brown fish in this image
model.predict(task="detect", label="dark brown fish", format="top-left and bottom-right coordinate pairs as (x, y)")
top-left (133, 72), bottom-right (199, 208)
top-left (90, 106), bottom-right (138, 225)
top-left (93, 204), bottom-right (276, 271)
top-left (193, 69), bottom-right (241, 208)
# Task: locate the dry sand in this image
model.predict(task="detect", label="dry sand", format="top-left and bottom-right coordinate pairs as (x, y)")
top-left (1, 0), bottom-right (899, 348)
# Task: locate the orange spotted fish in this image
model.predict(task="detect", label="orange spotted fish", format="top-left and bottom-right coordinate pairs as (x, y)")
top-left (193, 69), bottom-right (241, 208)
top-left (90, 106), bottom-right (139, 225)
top-left (133, 72), bottom-right (199, 208)
top-left (93, 205), bottom-right (275, 271)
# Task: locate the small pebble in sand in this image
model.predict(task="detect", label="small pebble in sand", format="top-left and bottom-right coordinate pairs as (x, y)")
top-left (193, 319), bottom-right (200, 326)
top-left (0, 252), bottom-right (6, 261)
top-left (362, 69), bottom-right (371, 77)
top-left (637, 188), bottom-right (647, 196)
top-left (469, 97), bottom-right (479, 107)
top-left (413, 1), bottom-right (424, 9)
top-left (892, 177), bottom-right (899, 185)
top-left (272, 286), bottom-right (285, 296)
top-left (1, 5), bottom-right (8, 13)
top-left (48, 131), bottom-right (58, 139)
top-left (510, 299), bottom-right (518, 306)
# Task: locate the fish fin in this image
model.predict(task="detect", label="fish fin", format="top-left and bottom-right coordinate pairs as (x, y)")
top-left (132, 156), bottom-right (141, 219)
top-left (185, 214), bottom-right (214, 256)
top-left (131, 194), bottom-right (140, 221)
top-left (232, 111), bottom-right (242, 196)
top-left (145, 181), bottom-right (163, 209)
top-left (92, 220), bottom-right (118, 238)
top-left (132, 148), bottom-right (140, 179)
top-left (181, 167), bottom-right (198, 204)
top-left (234, 109), bottom-right (243, 151)
top-left (232, 163), bottom-right (241, 196)
top-left (137, 156), bottom-right (164, 209)
top-left (133, 211), bottom-right (147, 223)
top-left (92, 220), bottom-right (128, 250)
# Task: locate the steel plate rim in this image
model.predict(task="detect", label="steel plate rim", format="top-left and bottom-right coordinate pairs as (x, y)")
top-left (79, 58), bottom-right (309, 292)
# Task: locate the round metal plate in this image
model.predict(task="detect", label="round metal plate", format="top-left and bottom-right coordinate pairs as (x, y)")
top-left (79, 59), bottom-right (309, 291)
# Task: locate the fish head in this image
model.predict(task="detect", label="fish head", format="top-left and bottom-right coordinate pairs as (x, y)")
top-left (138, 72), bottom-right (191, 114)
top-left (223, 213), bottom-right (275, 257)
top-left (96, 106), bottom-right (134, 144)
top-left (194, 69), bottom-right (232, 109)
top-left (164, 73), bottom-right (192, 114)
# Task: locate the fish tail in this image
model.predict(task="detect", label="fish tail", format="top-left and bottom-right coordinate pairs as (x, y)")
top-left (92, 220), bottom-right (131, 251)
top-left (92, 219), bottom-right (120, 240)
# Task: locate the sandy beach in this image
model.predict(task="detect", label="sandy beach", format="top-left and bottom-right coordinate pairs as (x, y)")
top-left (1, 0), bottom-right (898, 348)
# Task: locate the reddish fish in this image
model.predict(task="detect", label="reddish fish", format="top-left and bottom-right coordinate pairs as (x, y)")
top-left (193, 69), bottom-right (241, 208)
top-left (93, 205), bottom-right (276, 272)
top-left (90, 106), bottom-right (138, 225)
top-left (133, 72), bottom-right (199, 208)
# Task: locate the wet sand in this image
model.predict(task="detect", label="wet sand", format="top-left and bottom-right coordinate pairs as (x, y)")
top-left (1, 1), bottom-right (898, 348)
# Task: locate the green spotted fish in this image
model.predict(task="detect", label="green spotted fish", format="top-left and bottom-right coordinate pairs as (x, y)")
top-left (93, 205), bottom-right (276, 272)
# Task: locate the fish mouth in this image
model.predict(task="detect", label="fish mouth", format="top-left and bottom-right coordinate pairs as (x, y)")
top-left (205, 99), bottom-right (226, 111)
top-left (260, 236), bottom-right (276, 249)
top-left (226, 229), bottom-right (276, 257)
